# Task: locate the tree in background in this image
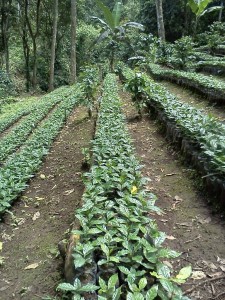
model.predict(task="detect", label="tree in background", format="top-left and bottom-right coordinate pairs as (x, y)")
top-left (188, 0), bottom-right (223, 35)
top-left (155, 0), bottom-right (165, 41)
top-left (0, 0), bottom-right (12, 73)
top-left (70, 0), bottom-right (76, 84)
top-left (92, 0), bottom-right (143, 71)
top-left (49, 0), bottom-right (58, 91)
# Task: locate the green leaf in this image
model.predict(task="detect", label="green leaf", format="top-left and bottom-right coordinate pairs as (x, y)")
top-left (108, 273), bottom-right (119, 289)
top-left (57, 282), bottom-right (77, 292)
top-left (112, 1), bottom-right (123, 27)
top-left (88, 228), bottom-right (103, 235)
top-left (112, 287), bottom-right (122, 300)
top-left (157, 263), bottom-right (171, 279)
top-left (101, 244), bottom-right (110, 256)
top-left (110, 256), bottom-right (120, 263)
top-left (139, 277), bottom-right (147, 290)
top-left (99, 277), bottom-right (107, 291)
top-left (98, 296), bottom-right (107, 300)
top-left (146, 285), bottom-right (158, 300)
top-left (187, 0), bottom-right (199, 14)
top-left (73, 254), bottom-right (86, 269)
top-left (159, 279), bottom-right (175, 294)
top-left (118, 265), bottom-right (130, 275)
top-left (175, 266), bottom-right (192, 281)
top-left (198, 0), bottom-right (213, 15)
top-left (200, 5), bottom-right (222, 16)
top-left (132, 293), bottom-right (145, 300)
top-left (158, 248), bottom-right (180, 259)
top-left (78, 283), bottom-right (99, 292)
top-left (96, 0), bottom-right (115, 30)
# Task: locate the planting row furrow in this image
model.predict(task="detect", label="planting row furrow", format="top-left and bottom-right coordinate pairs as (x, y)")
top-left (148, 63), bottom-right (225, 104)
top-left (118, 65), bottom-right (225, 204)
top-left (0, 99), bottom-right (61, 164)
top-left (58, 74), bottom-right (191, 300)
top-left (0, 84), bottom-right (82, 214)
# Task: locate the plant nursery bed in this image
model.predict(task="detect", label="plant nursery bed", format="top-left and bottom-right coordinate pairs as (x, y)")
top-left (0, 106), bottom-right (95, 300)
top-left (148, 64), bottom-right (225, 105)
top-left (145, 101), bottom-right (225, 206)
top-left (159, 81), bottom-right (225, 123)
top-left (120, 87), bottom-right (225, 300)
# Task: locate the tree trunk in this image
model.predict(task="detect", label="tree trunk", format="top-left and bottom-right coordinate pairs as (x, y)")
top-left (155, 0), bottom-right (165, 42)
top-left (219, 1), bottom-right (224, 21)
top-left (1, 0), bottom-right (11, 73)
top-left (49, 0), bottom-right (58, 91)
top-left (70, 0), bottom-right (76, 84)
top-left (22, 28), bottom-right (30, 92)
top-left (25, 0), bottom-right (41, 90)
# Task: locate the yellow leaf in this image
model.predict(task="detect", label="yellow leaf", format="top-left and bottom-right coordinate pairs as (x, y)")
top-left (176, 266), bottom-right (192, 280)
top-left (0, 242), bottom-right (3, 251)
top-left (131, 186), bottom-right (138, 195)
top-left (24, 262), bottom-right (39, 270)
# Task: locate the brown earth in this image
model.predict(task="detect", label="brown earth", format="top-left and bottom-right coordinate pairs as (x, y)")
top-left (0, 106), bottom-right (95, 300)
top-left (121, 88), bottom-right (225, 300)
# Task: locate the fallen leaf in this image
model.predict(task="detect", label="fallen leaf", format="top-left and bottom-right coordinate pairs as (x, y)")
top-left (63, 189), bottom-right (75, 196)
top-left (191, 271), bottom-right (207, 280)
top-left (202, 260), bottom-right (217, 270)
top-left (166, 235), bottom-right (176, 240)
top-left (24, 263), bottom-right (39, 270)
top-left (217, 257), bottom-right (225, 265)
top-left (208, 271), bottom-right (223, 278)
top-left (197, 217), bottom-right (211, 224)
top-left (164, 173), bottom-right (177, 176)
top-left (40, 174), bottom-right (46, 179)
top-left (176, 222), bottom-right (192, 227)
top-left (155, 175), bottom-right (161, 182)
top-left (35, 197), bottom-right (44, 201)
top-left (220, 266), bottom-right (225, 272)
top-left (161, 219), bottom-right (168, 223)
top-left (163, 261), bottom-right (173, 269)
top-left (0, 286), bottom-right (9, 292)
top-left (32, 212), bottom-right (40, 221)
top-left (174, 195), bottom-right (183, 202)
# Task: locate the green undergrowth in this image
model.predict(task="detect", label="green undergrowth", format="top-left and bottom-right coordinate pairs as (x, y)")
top-left (57, 74), bottom-right (191, 300)
top-left (118, 63), bottom-right (225, 181)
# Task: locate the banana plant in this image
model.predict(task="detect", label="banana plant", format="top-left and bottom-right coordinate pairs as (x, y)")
top-left (187, 0), bottom-right (222, 34)
top-left (92, 0), bottom-right (144, 71)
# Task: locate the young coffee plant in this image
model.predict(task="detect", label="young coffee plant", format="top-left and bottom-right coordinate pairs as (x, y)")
top-left (80, 66), bottom-right (99, 117)
top-left (124, 71), bottom-right (147, 117)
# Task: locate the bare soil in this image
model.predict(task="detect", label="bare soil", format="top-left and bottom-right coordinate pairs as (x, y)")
top-left (121, 89), bottom-right (225, 300)
top-left (0, 106), bottom-right (95, 300)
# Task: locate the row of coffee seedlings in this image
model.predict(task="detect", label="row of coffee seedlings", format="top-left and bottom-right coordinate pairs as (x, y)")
top-left (118, 64), bottom-right (225, 204)
top-left (0, 84), bottom-right (83, 214)
top-left (147, 63), bottom-right (225, 104)
top-left (0, 85), bottom-right (73, 134)
top-left (196, 60), bottom-right (225, 75)
top-left (0, 96), bottom-right (63, 162)
top-left (57, 73), bottom-right (191, 300)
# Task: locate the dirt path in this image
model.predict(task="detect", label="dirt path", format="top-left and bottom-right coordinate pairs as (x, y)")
top-left (121, 89), bottom-right (225, 300)
top-left (159, 80), bottom-right (225, 122)
top-left (0, 106), bottom-right (94, 300)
